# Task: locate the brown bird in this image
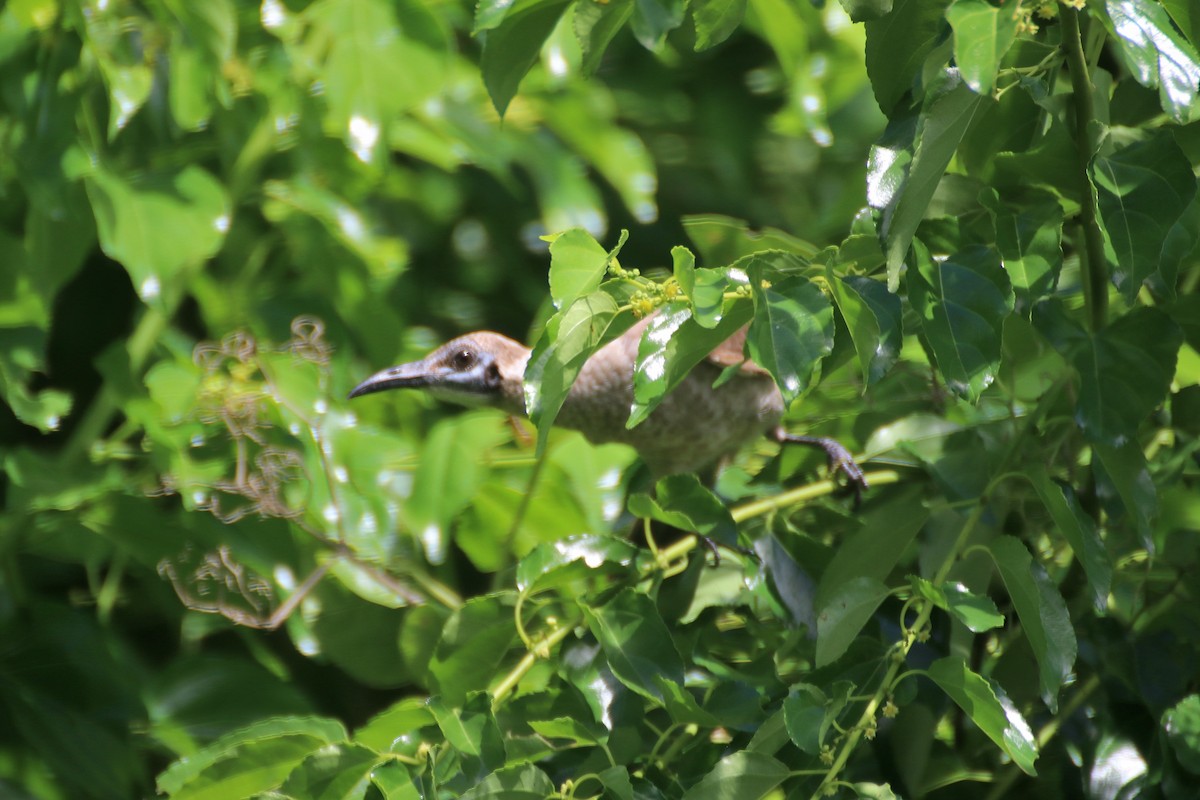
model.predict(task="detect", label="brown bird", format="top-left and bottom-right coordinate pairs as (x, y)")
top-left (349, 317), bottom-right (866, 497)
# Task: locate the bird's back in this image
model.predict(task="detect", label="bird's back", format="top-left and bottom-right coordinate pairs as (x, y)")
top-left (555, 317), bottom-right (784, 476)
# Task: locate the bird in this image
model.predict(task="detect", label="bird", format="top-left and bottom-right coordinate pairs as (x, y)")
top-left (349, 316), bottom-right (867, 499)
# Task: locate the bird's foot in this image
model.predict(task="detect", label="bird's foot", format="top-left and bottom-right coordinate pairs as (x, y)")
top-left (774, 431), bottom-right (869, 507)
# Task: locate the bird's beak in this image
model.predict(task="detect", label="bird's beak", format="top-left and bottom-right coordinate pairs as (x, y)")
top-left (348, 361), bottom-right (433, 399)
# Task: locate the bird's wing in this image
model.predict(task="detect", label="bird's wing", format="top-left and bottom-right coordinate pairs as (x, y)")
top-left (705, 325), bottom-right (770, 376)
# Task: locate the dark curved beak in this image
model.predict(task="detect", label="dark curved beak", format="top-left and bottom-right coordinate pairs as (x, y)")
top-left (348, 361), bottom-right (432, 399)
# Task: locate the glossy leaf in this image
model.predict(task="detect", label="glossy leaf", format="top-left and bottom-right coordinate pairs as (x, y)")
top-left (156, 716), bottom-right (347, 797)
top-left (525, 291), bottom-right (622, 450)
top-left (986, 536), bottom-right (1076, 712)
top-left (515, 534), bottom-right (637, 594)
top-left (832, 274), bottom-right (903, 384)
top-left (1092, 132), bottom-right (1197, 301)
top-left (816, 576), bottom-right (891, 667)
top-left (745, 254), bottom-right (833, 406)
top-left (908, 243), bottom-right (1014, 402)
top-left (458, 764), bottom-right (556, 800)
top-left (627, 301), bottom-right (752, 427)
top-left (279, 743), bottom-right (380, 800)
top-left (946, 0), bottom-right (1018, 95)
top-left (429, 693), bottom-right (505, 778)
top-left (680, 751), bottom-right (789, 800)
top-left (1104, 0), bottom-right (1200, 123)
top-left (868, 72), bottom-right (989, 289)
top-left (547, 228), bottom-right (612, 310)
top-left (909, 576), bottom-right (1004, 632)
top-left (925, 658), bottom-right (1039, 775)
top-left (581, 588), bottom-right (686, 703)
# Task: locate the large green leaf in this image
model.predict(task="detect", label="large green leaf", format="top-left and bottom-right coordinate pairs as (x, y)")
top-left (744, 255), bottom-right (833, 406)
top-left (547, 228), bottom-right (613, 310)
top-left (581, 588), bottom-right (686, 703)
top-left (459, 765), bottom-right (556, 800)
top-left (982, 190), bottom-right (1063, 305)
top-left (1027, 467), bottom-right (1112, 613)
top-left (1072, 307), bottom-right (1182, 446)
top-left (692, 0), bottom-right (747, 50)
top-left (1092, 132), bottom-right (1197, 301)
top-left (680, 751), bottom-right (789, 800)
top-left (868, 72), bottom-right (989, 289)
top-left (925, 658), bottom-right (1039, 775)
top-left (627, 301), bottom-right (753, 428)
top-left (816, 576), bottom-right (891, 667)
top-left (525, 291), bottom-right (622, 451)
top-left (946, 0), bottom-right (1018, 95)
top-left (478, 0), bottom-right (572, 116)
top-left (985, 536), bottom-right (1076, 712)
top-left (427, 596), bottom-right (519, 706)
top-left (908, 243), bottom-right (1014, 402)
top-left (864, 0), bottom-right (953, 114)
top-left (831, 274), bottom-right (903, 385)
top-left (910, 576), bottom-right (1004, 632)
top-left (156, 716), bottom-right (347, 798)
top-left (84, 164), bottom-right (229, 306)
top-left (1103, 0), bottom-right (1200, 123)
top-left (628, 473), bottom-right (739, 548)
top-left (278, 743), bottom-right (381, 800)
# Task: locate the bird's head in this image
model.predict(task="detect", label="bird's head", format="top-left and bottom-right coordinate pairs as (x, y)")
top-left (348, 332), bottom-right (529, 414)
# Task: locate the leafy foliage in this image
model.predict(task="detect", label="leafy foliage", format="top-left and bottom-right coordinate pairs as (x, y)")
top-left (2, 0), bottom-right (1200, 799)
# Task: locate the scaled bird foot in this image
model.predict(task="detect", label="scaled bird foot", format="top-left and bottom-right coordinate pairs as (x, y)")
top-left (774, 431), bottom-right (869, 508)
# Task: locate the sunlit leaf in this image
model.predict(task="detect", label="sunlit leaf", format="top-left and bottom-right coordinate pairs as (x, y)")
top-left (1103, 0), bottom-right (1200, 123)
top-left (925, 658), bottom-right (1039, 775)
top-left (946, 0), bottom-right (1018, 95)
top-left (581, 588), bottom-right (685, 703)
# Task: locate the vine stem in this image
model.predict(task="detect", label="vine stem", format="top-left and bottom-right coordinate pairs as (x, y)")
top-left (1061, 2), bottom-right (1108, 332)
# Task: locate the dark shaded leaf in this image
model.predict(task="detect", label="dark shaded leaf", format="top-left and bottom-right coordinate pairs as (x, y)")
top-left (479, 0), bottom-right (572, 116)
top-left (680, 751), bottom-right (789, 800)
top-left (628, 473), bottom-right (739, 548)
top-left (1028, 467), bottom-right (1112, 612)
top-left (816, 576), bottom-right (890, 667)
top-left (908, 243), bottom-right (1014, 402)
top-left (581, 588), bottom-right (686, 703)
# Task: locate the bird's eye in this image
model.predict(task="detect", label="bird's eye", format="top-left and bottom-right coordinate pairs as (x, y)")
top-left (450, 349), bottom-right (475, 370)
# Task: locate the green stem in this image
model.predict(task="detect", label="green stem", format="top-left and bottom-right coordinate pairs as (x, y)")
top-left (1061, 3), bottom-right (1108, 331)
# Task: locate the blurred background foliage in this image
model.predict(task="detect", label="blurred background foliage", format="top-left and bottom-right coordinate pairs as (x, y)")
top-left (2, 0), bottom-right (1200, 798)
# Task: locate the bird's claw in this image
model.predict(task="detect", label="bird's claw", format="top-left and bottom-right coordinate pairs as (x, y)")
top-left (774, 431), bottom-right (869, 508)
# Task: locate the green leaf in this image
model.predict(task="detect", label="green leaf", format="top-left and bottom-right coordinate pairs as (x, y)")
top-left (680, 751), bottom-right (789, 800)
top-left (1163, 695), bottom-right (1200, 775)
top-left (1072, 307), bottom-right (1182, 446)
top-left (428, 693), bottom-right (505, 777)
top-left (627, 473), bottom-right (739, 548)
top-left (574, 0), bottom-right (634, 74)
top-left (581, 588), bottom-right (686, 703)
top-left (1092, 132), bottom-right (1197, 301)
top-left (982, 190), bottom-right (1063, 305)
top-left (783, 683), bottom-right (852, 755)
top-left (156, 716), bottom-right (347, 798)
top-left (837, 0), bottom-right (894, 23)
top-left (515, 534), bottom-right (638, 594)
top-left (548, 228), bottom-right (614, 310)
top-left (427, 596), bottom-right (519, 706)
top-left (406, 412), bottom-right (508, 534)
top-left (459, 764), bottom-right (556, 800)
top-left (479, 0), bottom-right (572, 116)
top-left (816, 576), bottom-right (890, 667)
top-left (831, 274), bottom-right (903, 385)
top-left (354, 699), bottom-right (435, 753)
top-left (985, 536), bottom-right (1076, 712)
top-left (909, 576), bottom-right (1004, 632)
top-left (925, 657), bottom-right (1039, 775)
top-left (868, 72), bottom-right (989, 289)
top-left (908, 242), bottom-right (1014, 402)
top-left (946, 0), bottom-right (1018, 95)
top-left (1027, 467), bottom-right (1112, 613)
top-left (865, 0), bottom-right (953, 114)
top-left (279, 743), bottom-right (381, 800)
top-left (1103, 0), bottom-right (1200, 123)
top-left (84, 164), bottom-right (229, 307)
top-left (525, 291), bottom-right (622, 450)
top-left (629, 0), bottom-right (684, 49)
top-left (627, 301), bottom-right (752, 427)
top-left (744, 254), bottom-right (833, 406)
top-left (1093, 439), bottom-right (1157, 544)
top-left (816, 487), bottom-right (929, 610)
top-left (691, 0), bottom-right (747, 50)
